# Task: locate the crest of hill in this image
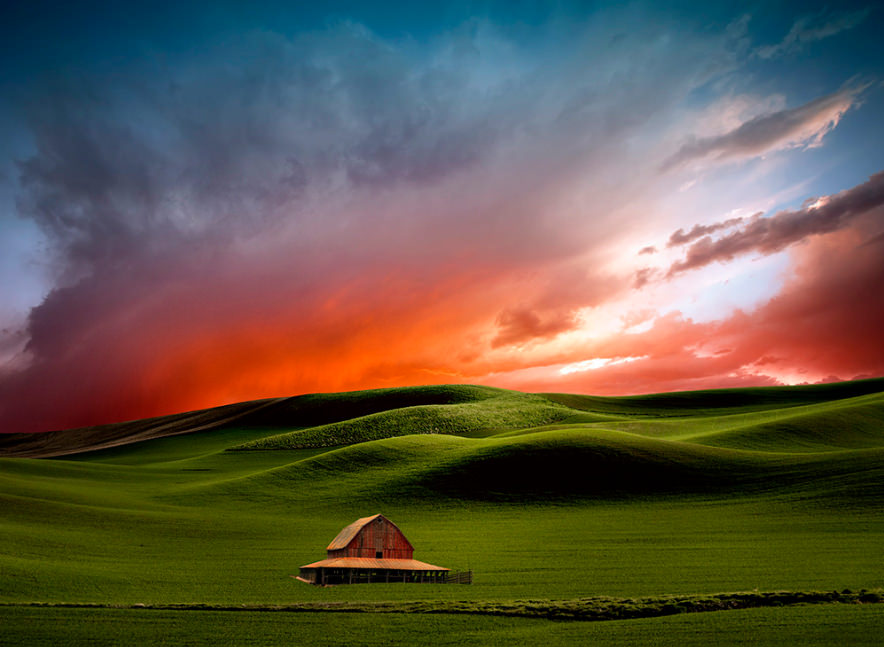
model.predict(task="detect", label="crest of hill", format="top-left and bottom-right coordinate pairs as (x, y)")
top-left (0, 397), bottom-right (286, 458)
top-left (233, 378), bottom-right (884, 453)
top-left (4, 379), bottom-right (883, 459)
top-left (205, 428), bottom-right (884, 506)
top-left (229, 391), bottom-right (578, 450)
top-left (0, 385), bottom-right (510, 458)
top-left (231, 384), bottom-right (507, 429)
top-left (689, 391), bottom-right (884, 452)
top-left (509, 390), bottom-right (884, 453)
top-left (542, 377), bottom-right (884, 417)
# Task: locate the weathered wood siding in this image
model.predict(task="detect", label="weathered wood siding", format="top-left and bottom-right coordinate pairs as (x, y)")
top-left (328, 515), bottom-right (413, 559)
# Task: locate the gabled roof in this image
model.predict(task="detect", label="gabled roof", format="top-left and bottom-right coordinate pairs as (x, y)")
top-left (300, 557), bottom-right (448, 571)
top-left (326, 514), bottom-right (413, 551)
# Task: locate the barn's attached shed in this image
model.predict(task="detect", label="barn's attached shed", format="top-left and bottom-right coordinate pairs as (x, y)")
top-left (297, 514), bottom-right (450, 585)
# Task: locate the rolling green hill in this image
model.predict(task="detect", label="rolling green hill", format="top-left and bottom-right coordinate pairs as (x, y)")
top-left (541, 377), bottom-right (884, 417)
top-left (231, 390), bottom-right (577, 450)
top-left (2, 378), bottom-right (884, 645)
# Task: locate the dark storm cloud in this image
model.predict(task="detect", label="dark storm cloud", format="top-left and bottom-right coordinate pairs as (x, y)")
top-left (666, 171), bottom-right (884, 276)
top-left (0, 12), bottom-right (747, 432)
top-left (15, 27), bottom-right (507, 273)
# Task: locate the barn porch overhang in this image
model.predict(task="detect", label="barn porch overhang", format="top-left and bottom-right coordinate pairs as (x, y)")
top-left (298, 557), bottom-right (450, 585)
top-left (300, 557), bottom-right (448, 571)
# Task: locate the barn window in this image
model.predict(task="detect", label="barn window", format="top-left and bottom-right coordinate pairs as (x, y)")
top-left (376, 551), bottom-right (383, 559)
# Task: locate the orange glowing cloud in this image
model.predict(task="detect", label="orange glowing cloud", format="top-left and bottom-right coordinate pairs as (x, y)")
top-left (2, 16), bottom-right (882, 434)
top-left (490, 205), bottom-right (884, 395)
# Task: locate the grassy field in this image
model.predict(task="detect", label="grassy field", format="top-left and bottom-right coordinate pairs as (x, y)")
top-left (4, 605), bottom-right (884, 646)
top-left (2, 380), bottom-right (884, 644)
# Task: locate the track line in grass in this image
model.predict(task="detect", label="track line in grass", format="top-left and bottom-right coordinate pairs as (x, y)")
top-left (4, 589), bottom-right (882, 622)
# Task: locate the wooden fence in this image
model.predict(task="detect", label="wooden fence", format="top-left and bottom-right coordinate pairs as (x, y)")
top-left (444, 570), bottom-right (473, 584)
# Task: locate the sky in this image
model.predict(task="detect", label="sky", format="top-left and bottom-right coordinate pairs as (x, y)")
top-left (1, 0), bottom-right (883, 433)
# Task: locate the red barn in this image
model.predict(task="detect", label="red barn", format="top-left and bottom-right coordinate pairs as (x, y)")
top-left (298, 514), bottom-right (450, 585)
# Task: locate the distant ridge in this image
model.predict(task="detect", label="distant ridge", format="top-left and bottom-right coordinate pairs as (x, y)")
top-left (0, 397), bottom-right (287, 458)
top-left (1, 378), bottom-right (882, 459)
top-left (0, 384), bottom-right (506, 458)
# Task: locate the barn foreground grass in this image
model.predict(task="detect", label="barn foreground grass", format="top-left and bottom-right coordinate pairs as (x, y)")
top-left (6, 604), bottom-right (884, 646)
top-left (2, 379), bottom-right (884, 645)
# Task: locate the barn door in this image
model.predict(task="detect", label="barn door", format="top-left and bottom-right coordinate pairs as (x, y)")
top-left (374, 517), bottom-right (385, 558)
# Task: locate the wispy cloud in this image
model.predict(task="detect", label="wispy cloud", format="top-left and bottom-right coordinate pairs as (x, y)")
top-left (492, 306), bottom-right (578, 348)
top-left (665, 171), bottom-right (884, 277)
top-left (667, 215), bottom-right (750, 247)
top-left (756, 9), bottom-right (871, 59)
top-left (559, 355), bottom-right (647, 375)
top-left (661, 84), bottom-right (867, 171)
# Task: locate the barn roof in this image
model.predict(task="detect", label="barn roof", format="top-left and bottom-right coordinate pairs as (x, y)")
top-left (326, 513), bottom-right (413, 551)
top-left (300, 557), bottom-right (448, 571)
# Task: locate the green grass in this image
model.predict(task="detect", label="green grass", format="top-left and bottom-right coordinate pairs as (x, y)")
top-left (231, 391), bottom-right (574, 450)
top-left (541, 377), bottom-right (884, 417)
top-left (3, 605), bottom-right (884, 646)
top-left (6, 587), bottom-right (882, 617)
top-left (2, 378), bottom-right (884, 644)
